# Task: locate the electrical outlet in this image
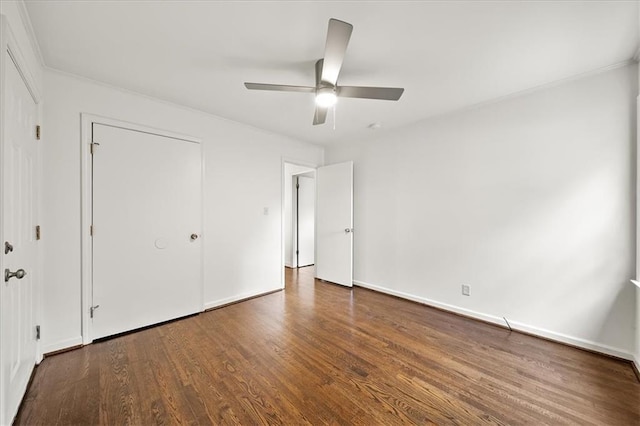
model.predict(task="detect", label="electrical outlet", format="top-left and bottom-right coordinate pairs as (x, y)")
top-left (462, 284), bottom-right (470, 296)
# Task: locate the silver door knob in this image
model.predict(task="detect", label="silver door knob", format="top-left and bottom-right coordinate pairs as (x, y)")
top-left (190, 233), bottom-right (199, 240)
top-left (4, 241), bottom-right (13, 254)
top-left (5, 268), bottom-right (26, 282)
top-left (344, 228), bottom-right (353, 233)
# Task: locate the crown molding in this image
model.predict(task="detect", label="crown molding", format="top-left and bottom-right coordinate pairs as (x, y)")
top-left (402, 59), bottom-right (637, 130)
top-left (16, 0), bottom-right (45, 67)
top-left (43, 65), bottom-right (322, 149)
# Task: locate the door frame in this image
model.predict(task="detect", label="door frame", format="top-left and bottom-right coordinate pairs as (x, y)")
top-left (0, 16), bottom-right (43, 425)
top-left (80, 114), bottom-right (204, 344)
top-left (281, 158), bottom-right (318, 287)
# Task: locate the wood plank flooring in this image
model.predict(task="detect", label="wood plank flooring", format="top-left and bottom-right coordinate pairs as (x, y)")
top-left (15, 267), bottom-right (640, 425)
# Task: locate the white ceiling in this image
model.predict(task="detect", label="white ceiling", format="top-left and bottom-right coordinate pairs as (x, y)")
top-left (25, 1), bottom-right (639, 146)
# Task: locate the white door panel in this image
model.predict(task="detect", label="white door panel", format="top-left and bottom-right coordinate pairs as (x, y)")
top-left (92, 124), bottom-right (202, 340)
top-left (316, 161), bottom-right (353, 287)
top-left (297, 176), bottom-right (315, 267)
top-left (2, 52), bottom-right (38, 424)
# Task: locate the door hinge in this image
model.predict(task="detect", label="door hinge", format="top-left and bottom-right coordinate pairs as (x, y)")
top-left (90, 305), bottom-right (100, 318)
top-left (90, 225), bottom-right (94, 236)
top-left (90, 142), bottom-right (100, 155)
top-left (35, 225), bottom-right (41, 240)
top-left (36, 325), bottom-right (41, 340)
top-left (36, 125), bottom-right (41, 140)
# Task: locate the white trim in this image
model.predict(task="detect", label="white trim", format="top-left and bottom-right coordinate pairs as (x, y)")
top-left (42, 337), bottom-right (83, 356)
top-left (35, 95), bottom-right (44, 365)
top-left (80, 114), bottom-right (204, 345)
top-left (447, 60), bottom-right (635, 118)
top-left (199, 127), bottom-right (206, 317)
top-left (368, 60), bottom-right (636, 140)
top-left (204, 288), bottom-right (281, 310)
top-left (16, 0), bottom-right (45, 67)
top-left (80, 116), bottom-right (92, 345)
top-left (636, 89), bottom-right (640, 376)
top-left (88, 114), bottom-right (200, 144)
top-left (354, 280), bottom-right (506, 326)
top-left (42, 52), bottom-right (634, 150)
top-left (353, 279), bottom-right (636, 362)
top-left (2, 18), bottom-right (40, 103)
top-left (508, 320), bottom-right (635, 361)
top-left (44, 66), bottom-right (320, 148)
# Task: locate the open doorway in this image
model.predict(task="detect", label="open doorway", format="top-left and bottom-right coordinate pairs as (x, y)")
top-left (293, 172), bottom-right (315, 268)
top-left (283, 163), bottom-right (316, 272)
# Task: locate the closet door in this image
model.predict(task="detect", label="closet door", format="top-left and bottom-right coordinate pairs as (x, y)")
top-left (91, 123), bottom-right (202, 340)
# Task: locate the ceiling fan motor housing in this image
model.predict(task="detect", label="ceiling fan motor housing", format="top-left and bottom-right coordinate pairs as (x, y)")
top-left (316, 86), bottom-right (337, 107)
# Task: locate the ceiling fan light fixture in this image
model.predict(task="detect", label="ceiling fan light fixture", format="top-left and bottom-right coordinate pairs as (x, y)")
top-left (244, 19), bottom-right (403, 126)
top-left (315, 87), bottom-right (337, 107)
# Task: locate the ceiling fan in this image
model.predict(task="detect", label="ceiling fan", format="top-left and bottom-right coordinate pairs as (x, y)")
top-left (244, 18), bottom-right (405, 126)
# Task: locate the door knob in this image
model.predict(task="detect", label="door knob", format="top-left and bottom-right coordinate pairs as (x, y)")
top-left (344, 228), bottom-right (353, 233)
top-left (5, 268), bottom-right (26, 282)
top-left (190, 233), bottom-right (199, 240)
top-left (4, 241), bottom-right (13, 254)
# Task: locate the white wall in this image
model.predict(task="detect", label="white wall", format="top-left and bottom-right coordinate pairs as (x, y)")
top-left (42, 70), bottom-right (323, 353)
top-left (326, 64), bottom-right (638, 359)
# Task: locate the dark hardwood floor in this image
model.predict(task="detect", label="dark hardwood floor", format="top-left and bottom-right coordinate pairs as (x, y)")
top-left (16, 267), bottom-right (640, 425)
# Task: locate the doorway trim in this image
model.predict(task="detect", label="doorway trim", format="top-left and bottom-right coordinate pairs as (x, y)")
top-left (80, 114), bottom-right (204, 344)
top-left (281, 158), bottom-right (318, 287)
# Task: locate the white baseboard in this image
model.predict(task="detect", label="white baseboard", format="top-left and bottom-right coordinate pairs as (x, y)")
top-left (43, 336), bottom-right (83, 355)
top-left (40, 290), bottom-right (283, 355)
top-left (204, 287), bottom-right (282, 310)
top-left (507, 319), bottom-right (634, 361)
top-left (354, 280), bottom-right (507, 326)
top-left (353, 280), bottom-right (635, 362)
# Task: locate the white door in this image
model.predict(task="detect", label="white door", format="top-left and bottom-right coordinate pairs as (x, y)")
top-left (1, 53), bottom-right (38, 424)
top-left (315, 161), bottom-right (353, 287)
top-left (296, 175), bottom-right (315, 267)
top-left (91, 123), bottom-right (202, 340)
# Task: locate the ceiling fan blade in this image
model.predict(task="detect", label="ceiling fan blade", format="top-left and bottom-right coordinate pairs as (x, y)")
top-left (337, 86), bottom-right (404, 101)
top-left (244, 83), bottom-right (316, 93)
top-left (313, 105), bottom-right (328, 125)
top-left (321, 19), bottom-right (353, 86)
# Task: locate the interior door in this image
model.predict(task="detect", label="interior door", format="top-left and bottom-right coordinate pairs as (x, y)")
top-left (1, 52), bottom-right (38, 424)
top-left (91, 123), bottom-right (202, 340)
top-left (296, 175), bottom-right (315, 267)
top-left (315, 161), bottom-right (353, 287)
